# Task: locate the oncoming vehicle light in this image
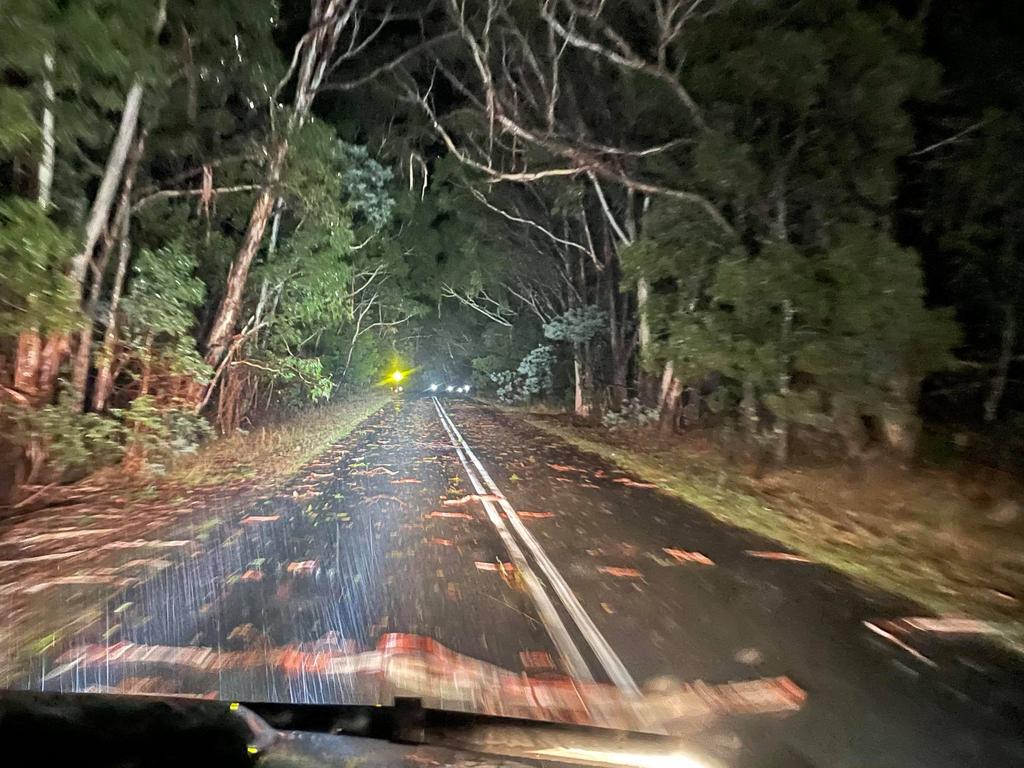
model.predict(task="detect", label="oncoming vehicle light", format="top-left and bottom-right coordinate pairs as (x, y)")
top-left (446, 385), bottom-right (455, 392)
top-left (429, 383), bottom-right (439, 391)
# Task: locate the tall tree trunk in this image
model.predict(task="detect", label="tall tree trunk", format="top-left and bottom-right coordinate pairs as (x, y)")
top-left (637, 277), bottom-right (651, 354)
top-left (92, 215), bottom-right (131, 412)
top-left (774, 298), bottom-right (794, 465)
top-left (203, 0), bottom-right (348, 377)
top-left (572, 353), bottom-right (587, 417)
top-left (740, 379), bottom-right (759, 438)
top-left (603, 232), bottom-right (628, 409)
top-left (70, 130), bottom-right (146, 408)
top-left (657, 360), bottom-right (675, 410)
top-left (659, 378), bottom-right (683, 433)
top-left (92, 123), bottom-right (151, 414)
top-left (12, 53), bottom-right (57, 406)
top-left (37, 53), bottom-right (56, 209)
top-left (203, 140), bottom-right (288, 369)
top-left (68, 83), bottom-right (145, 290)
top-left (657, 360), bottom-right (682, 431)
top-left (13, 331), bottom-right (43, 402)
top-left (69, 0), bottom-right (166, 289)
top-left (984, 303), bottom-right (1016, 424)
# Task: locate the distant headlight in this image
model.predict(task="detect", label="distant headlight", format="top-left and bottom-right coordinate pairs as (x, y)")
top-left (429, 384), bottom-right (439, 391)
top-left (446, 385), bottom-right (454, 392)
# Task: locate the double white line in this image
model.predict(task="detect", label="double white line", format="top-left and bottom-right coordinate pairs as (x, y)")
top-left (432, 397), bottom-right (640, 697)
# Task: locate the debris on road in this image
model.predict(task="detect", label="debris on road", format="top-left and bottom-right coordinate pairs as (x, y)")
top-left (612, 478), bottom-right (659, 489)
top-left (598, 566), bottom-right (644, 578)
top-left (746, 550), bottom-right (812, 563)
top-left (425, 510), bottom-right (474, 520)
top-left (663, 548), bottom-right (715, 565)
top-left (442, 494), bottom-right (500, 506)
top-left (57, 634), bottom-right (806, 733)
top-left (863, 621), bottom-right (937, 667)
top-left (548, 463), bottom-right (587, 473)
top-left (876, 616), bottom-right (998, 636)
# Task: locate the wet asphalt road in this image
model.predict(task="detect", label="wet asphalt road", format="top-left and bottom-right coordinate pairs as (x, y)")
top-left (9, 397), bottom-right (1024, 767)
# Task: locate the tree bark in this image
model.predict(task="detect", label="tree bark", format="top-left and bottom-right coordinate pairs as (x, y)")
top-left (92, 201), bottom-right (134, 412)
top-left (13, 331), bottom-right (43, 401)
top-left (659, 377), bottom-right (683, 433)
top-left (983, 304), bottom-right (1016, 423)
top-left (637, 277), bottom-right (651, 353)
top-left (203, 139), bottom-right (288, 369)
top-left (70, 130), bottom-right (146, 408)
top-left (740, 379), bottom-right (759, 437)
top-left (11, 53), bottom-right (58, 407)
top-left (572, 354), bottom-right (588, 417)
top-left (37, 53), bottom-right (56, 209)
top-left (773, 298), bottom-right (794, 465)
top-left (69, 83), bottom-right (145, 291)
top-left (203, 0), bottom-right (349, 377)
top-left (657, 360), bottom-right (675, 410)
top-left (604, 236), bottom-right (627, 409)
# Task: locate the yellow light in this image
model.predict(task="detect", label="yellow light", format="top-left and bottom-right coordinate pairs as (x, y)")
top-left (391, 370), bottom-right (404, 382)
top-left (247, 746), bottom-right (259, 755)
top-left (229, 702), bottom-right (240, 711)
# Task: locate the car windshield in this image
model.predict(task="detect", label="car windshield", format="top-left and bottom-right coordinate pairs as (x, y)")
top-left (2, 2), bottom-right (1024, 766)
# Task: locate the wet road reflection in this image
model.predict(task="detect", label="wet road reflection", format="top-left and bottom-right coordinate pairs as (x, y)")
top-left (2, 398), bottom-right (1022, 766)
top-left (18, 400), bottom-right (560, 703)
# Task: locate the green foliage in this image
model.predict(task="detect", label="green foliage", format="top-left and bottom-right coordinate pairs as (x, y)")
top-left (488, 345), bottom-right (557, 404)
top-left (630, 210), bottom-right (959, 437)
top-left (517, 344), bottom-right (556, 397)
top-left (118, 396), bottom-right (212, 465)
top-left (924, 111), bottom-right (1024, 350)
top-left (602, 399), bottom-right (659, 430)
top-left (122, 241), bottom-right (210, 381)
top-left (544, 306), bottom-right (607, 345)
top-left (0, 87), bottom-right (37, 155)
top-left (796, 227), bottom-right (960, 413)
top-left (684, 0), bottom-right (938, 239)
top-left (0, 198), bottom-right (76, 335)
top-left (264, 355), bottom-right (334, 404)
top-left (7, 392), bottom-right (125, 475)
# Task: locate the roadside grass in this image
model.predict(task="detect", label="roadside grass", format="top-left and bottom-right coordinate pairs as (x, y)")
top-left (511, 410), bottom-right (1024, 653)
top-left (161, 393), bottom-right (392, 491)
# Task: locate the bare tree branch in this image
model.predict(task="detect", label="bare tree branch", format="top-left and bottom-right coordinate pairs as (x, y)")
top-left (324, 31), bottom-right (458, 90)
top-left (540, 0), bottom-right (706, 130)
top-left (132, 184), bottom-right (260, 212)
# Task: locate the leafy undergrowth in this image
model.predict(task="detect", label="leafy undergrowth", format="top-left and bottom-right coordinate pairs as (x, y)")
top-left (514, 410), bottom-right (1024, 653)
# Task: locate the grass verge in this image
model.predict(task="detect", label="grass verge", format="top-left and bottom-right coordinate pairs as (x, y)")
top-left (514, 411), bottom-right (1024, 654)
top-left (161, 393), bottom-right (392, 490)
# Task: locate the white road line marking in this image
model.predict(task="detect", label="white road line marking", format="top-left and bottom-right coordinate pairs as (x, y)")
top-left (434, 398), bottom-right (641, 697)
top-left (431, 397), bottom-right (594, 682)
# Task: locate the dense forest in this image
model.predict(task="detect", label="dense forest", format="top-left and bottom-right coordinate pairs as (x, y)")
top-left (1, 0), bottom-right (1021, 499)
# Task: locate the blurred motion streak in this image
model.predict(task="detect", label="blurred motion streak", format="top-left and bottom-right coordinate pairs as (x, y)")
top-left (52, 633), bottom-right (805, 733)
